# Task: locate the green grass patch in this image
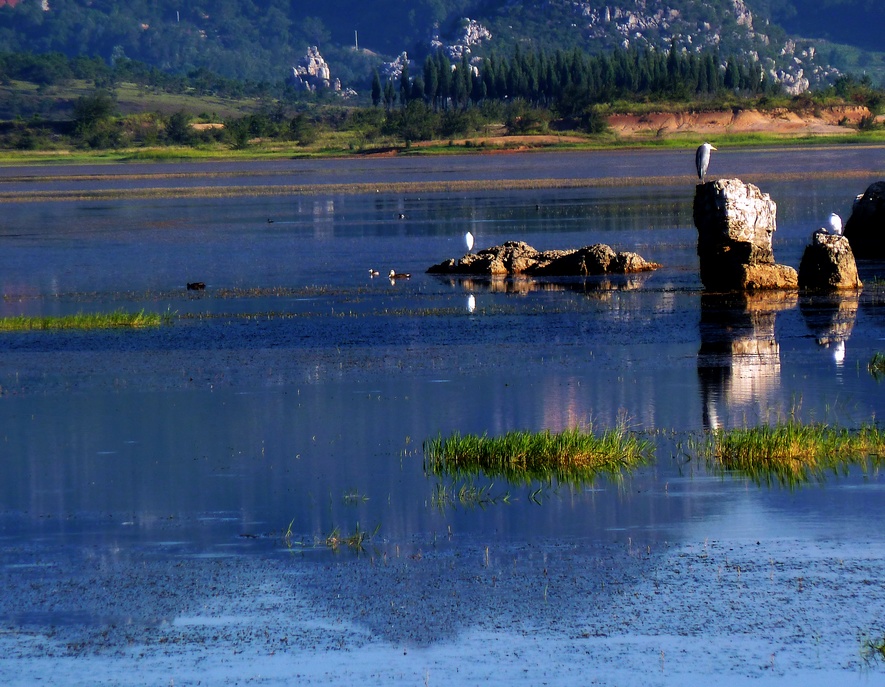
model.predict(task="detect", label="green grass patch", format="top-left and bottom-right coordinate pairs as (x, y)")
top-left (424, 424), bottom-right (653, 485)
top-left (693, 421), bottom-right (885, 487)
top-left (869, 352), bottom-right (885, 380)
top-left (0, 309), bottom-right (171, 331)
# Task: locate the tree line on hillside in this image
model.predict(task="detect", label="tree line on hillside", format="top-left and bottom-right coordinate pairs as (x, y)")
top-left (0, 47), bottom-right (882, 151)
top-left (375, 45), bottom-right (780, 115)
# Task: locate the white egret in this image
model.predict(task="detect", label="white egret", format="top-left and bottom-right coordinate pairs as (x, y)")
top-left (827, 212), bottom-right (843, 236)
top-left (465, 231), bottom-right (475, 252)
top-left (467, 294), bottom-right (476, 313)
top-left (388, 269), bottom-right (410, 280)
top-left (695, 142), bottom-right (717, 183)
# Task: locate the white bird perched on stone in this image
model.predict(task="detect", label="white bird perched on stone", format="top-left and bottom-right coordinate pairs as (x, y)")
top-left (695, 142), bottom-right (717, 183)
top-left (827, 212), bottom-right (843, 236)
top-left (465, 231), bottom-right (474, 252)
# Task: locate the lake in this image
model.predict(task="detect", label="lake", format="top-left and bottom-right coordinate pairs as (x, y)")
top-left (1, 147), bottom-right (885, 686)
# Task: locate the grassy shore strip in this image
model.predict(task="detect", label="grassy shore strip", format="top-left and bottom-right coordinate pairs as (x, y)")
top-left (0, 309), bottom-right (170, 331)
top-left (1, 170), bottom-right (881, 204)
top-left (696, 420), bottom-right (885, 485)
top-left (424, 426), bottom-right (654, 484)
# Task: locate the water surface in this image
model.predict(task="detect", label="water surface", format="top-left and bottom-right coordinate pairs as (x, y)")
top-left (1, 148), bottom-right (885, 685)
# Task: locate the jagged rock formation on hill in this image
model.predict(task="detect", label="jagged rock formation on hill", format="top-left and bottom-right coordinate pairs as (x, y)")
top-left (289, 46), bottom-right (340, 92)
top-left (430, 18), bottom-right (492, 62)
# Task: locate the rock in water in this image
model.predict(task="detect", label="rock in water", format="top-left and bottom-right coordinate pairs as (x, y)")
top-left (694, 178), bottom-right (797, 291)
top-left (844, 181), bottom-right (885, 259)
top-left (425, 241), bottom-right (659, 276)
top-left (798, 232), bottom-right (862, 290)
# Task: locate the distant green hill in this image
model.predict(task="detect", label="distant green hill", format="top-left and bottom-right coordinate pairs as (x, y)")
top-left (0, 0), bottom-right (882, 90)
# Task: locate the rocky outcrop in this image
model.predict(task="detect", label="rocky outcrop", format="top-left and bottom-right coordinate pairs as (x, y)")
top-left (290, 46), bottom-right (340, 92)
top-left (430, 18), bottom-right (492, 61)
top-left (844, 181), bottom-right (885, 259)
top-left (798, 232), bottom-right (862, 290)
top-left (426, 241), bottom-right (660, 276)
top-left (694, 178), bottom-right (798, 291)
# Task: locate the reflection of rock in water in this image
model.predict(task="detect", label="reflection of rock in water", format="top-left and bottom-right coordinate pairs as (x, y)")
top-left (799, 293), bottom-right (859, 367)
top-left (698, 292), bottom-right (797, 429)
top-left (430, 273), bottom-right (651, 297)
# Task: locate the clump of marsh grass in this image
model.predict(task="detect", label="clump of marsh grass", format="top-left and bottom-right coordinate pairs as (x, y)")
top-left (424, 422), bottom-right (653, 485)
top-left (0, 309), bottom-right (172, 331)
top-left (868, 352), bottom-right (885, 381)
top-left (693, 420), bottom-right (885, 487)
top-left (861, 634), bottom-right (885, 664)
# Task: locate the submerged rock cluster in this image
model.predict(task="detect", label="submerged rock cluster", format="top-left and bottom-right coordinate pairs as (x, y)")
top-left (426, 240), bottom-right (660, 277)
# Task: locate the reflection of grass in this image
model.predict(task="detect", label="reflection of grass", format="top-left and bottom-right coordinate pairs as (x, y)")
top-left (424, 424), bottom-right (653, 485)
top-left (342, 489), bottom-right (369, 505)
top-left (693, 421), bottom-right (885, 487)
top-left (431, 481), bottom-right (511, 511)
top-left (869, 352), bottom-right (885, 380)
top-left (0, 309), bottom-right (171, 331)
top-left (323, 523), bottom-right (379, 552)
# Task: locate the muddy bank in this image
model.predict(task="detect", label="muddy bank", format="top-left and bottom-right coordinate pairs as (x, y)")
top-left (607, 106), bottom-right (878, 138)
top-left (2, 534), bottom-right (884, 685)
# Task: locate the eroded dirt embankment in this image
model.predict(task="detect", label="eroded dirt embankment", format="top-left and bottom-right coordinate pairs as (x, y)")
top-left (607, 105), bottom-right (877, 137)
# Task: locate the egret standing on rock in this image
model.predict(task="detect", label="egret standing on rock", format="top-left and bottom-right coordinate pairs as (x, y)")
top-left (465, 231), bottom-right (474, 252)
top-left (695, 142), bottom-right (717, 183)
top-left (827, 212), bottom-right (843, 236)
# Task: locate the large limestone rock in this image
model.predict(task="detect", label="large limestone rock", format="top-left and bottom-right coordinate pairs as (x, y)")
top-left (426, 241), bottom-right (660, 276)
top-left (798, 232), bottom-right (862, 290)
top-left (694, 178), bottom-right (797, 291)
top-left (844, 181), bottom-right (885, 259)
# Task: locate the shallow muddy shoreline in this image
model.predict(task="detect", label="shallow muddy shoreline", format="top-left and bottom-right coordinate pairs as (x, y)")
top-left (2, 534), bottom-right (884, 686)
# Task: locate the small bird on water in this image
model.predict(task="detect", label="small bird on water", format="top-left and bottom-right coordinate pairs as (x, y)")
top-left (389, 269), bottom-right (410, 280)
top-left (695, 142), bottom-right (717, 183)
top-left (369, 269), bottom-right (380, 277)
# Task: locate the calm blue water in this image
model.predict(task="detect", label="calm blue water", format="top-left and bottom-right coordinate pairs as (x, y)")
top-left (2, 151), bottom-right (885, 679)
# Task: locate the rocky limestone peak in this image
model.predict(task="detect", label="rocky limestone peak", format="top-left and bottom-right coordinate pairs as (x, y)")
top-left (290, 46), bottom-right (339, 92)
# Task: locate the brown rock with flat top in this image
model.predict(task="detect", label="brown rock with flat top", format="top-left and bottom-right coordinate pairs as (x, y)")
top-left (694, 178), bottom-right (797, 290)
top-left (798, 232), bottom-right (862, 290)
top-left (426, 241), bottom-right (660, 276)
top-left (844, 181), bottom-right (885, 259)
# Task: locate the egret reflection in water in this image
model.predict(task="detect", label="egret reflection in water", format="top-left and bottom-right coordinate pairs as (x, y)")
top-left (697, 293), bottom-right (794, 429)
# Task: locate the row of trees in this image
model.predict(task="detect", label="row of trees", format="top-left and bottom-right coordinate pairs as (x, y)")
top-left (373, 45), bottom-right (781, 113)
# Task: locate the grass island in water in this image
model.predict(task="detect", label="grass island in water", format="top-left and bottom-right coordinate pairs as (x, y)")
top-left (424, 425), bottom-right (654, 485)
top-left (0, 309), bottom-right (171, 331)
top-left (694, 420), bottom-right (885, 486)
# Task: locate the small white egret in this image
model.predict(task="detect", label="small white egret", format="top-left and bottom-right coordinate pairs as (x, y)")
top-left (465, 231), bottom-right (475, 252)
top-left (467, 294), bottom-right (476, 313)
top-left (827, 212), bottom-right (843, 236)
top-left (388, 269), bottom-right (410, 280)
top-left (695, 142), bottom-right (717, 183)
